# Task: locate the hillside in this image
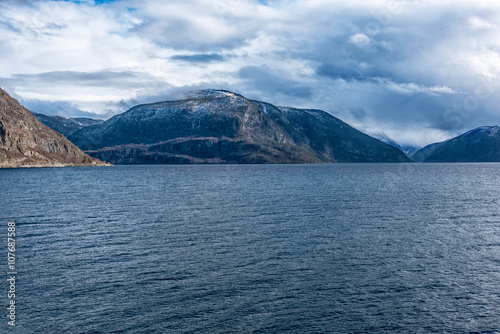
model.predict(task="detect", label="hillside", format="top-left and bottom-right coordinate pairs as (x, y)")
top-left (0, 88), bottom-right (108, 168)
top-left (69, 90), bottom-right (410, 164)
top-left (33, 112), bottom-right (103, 137)
top-left (411, 126), bottom-right (500, 162)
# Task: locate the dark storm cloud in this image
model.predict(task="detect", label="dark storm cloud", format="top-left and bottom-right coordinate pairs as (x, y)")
top-left (170, 54), bottom-right (224, 63)
top-left (315, 62), bottom-right (394, 83)
top-left (239, 65), bottom-right (312, 99)
top-left (316, 62), bottom-right (361, 82)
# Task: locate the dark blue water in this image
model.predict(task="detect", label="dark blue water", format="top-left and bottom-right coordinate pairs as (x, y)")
top-left (1, 164), bottom-right (500, 333)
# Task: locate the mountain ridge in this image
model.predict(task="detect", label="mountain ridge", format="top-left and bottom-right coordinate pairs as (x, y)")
top-left (33, 112), bottom-right (104, 137)
top-left (411, 125), bottom-right (500, 162)
top-left (69, 89), bottom-right (410, 164)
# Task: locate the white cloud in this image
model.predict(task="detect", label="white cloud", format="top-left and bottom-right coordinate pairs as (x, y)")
top-left (349, 33), bottom-right (370, 48)
top-left (1, 0), bottom-right (500, 144)
top-left (468, 16), bottom-right (498, 30)
top-left (377, 79), bottom-right (456, 96)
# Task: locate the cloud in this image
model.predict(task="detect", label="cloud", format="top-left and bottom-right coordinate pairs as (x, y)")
top-left (239, 65), bottom-right (312, 99)
top-left (316, 62), bottom-right (361, 82)
top-left (349, 33), bottom-right (370, 48)
top-left (170, 53), bottom-right (224, 63)
top-left (468, 16), bottom-right (498, 30)
top-left (381, 80), bottom-right (456, 96)
top-left (128, 0), bottom-right (279, 51)
top-left (315, 61), bottom-right (394, 83)
top-left (4, 70), bottom-right (156, 87)
top-left (22, 99), bottom-right (107, 118)
top-left (1, 0), bottom-right (500, 146)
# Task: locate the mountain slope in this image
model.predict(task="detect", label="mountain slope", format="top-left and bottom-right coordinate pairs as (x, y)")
top-left (370, 132), bottom-right (421, 157)
top-left (69, 90), bottom-right (410, 164)
top-left (412, 126), bottom-right (500, 162)
top-left (410, 141), bottom-right (446, 162)
top-left (0, 88), bottom-right (108, 168)
top-left (33, 113), bottom-right (104, 137)
top-left (255, 101), bottom-right (409, 163)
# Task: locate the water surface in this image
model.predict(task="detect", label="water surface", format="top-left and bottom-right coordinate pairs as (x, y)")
top-left (1, 164), bottom-right (499, 333)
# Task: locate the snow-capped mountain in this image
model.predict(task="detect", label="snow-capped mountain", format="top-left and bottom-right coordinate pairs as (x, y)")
top-left (411, 126), bottom-right (500, 162)
top-left (68, 89), bottom-right (410, 164)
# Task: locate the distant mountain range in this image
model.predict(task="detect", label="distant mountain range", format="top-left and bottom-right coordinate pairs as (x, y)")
top-left (33, 112), bottom-right (104, 137)
top-left (4, 86), bottom-right (499, 166)
top-left (411, 126), bottom-right (500, 162)
top-left (0, 88), bottom-right (108, 168)
top-left (67, 90), bottom-right (410, 164)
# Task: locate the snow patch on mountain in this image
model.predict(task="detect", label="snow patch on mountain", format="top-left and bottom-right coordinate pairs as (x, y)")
top-left (462, 125), bottom-right (500, 137)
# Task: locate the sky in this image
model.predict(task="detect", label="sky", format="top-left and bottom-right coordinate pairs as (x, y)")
top-left (1, 0), bottom-right (500, 147)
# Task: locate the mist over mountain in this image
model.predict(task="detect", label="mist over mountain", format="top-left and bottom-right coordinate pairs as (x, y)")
top-left (411, 126), bottom-right (500, 162)
top-left (69, 90), bottom-right (410, 164)
top-left (0, 88), bottom-right (107, 168)
top-left (370, 132), bottom-right (421, 157)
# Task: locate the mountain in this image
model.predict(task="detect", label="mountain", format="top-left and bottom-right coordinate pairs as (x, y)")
top-left (0, 88), bottom-right (108, 168)
top-left (411, 126), bottom-right (500, 162)
top-left (33, 112), bottom-right (104, 137)
top-left (69, 90), bottom-right (410, 164)
top-left (410, 141), bottom-right (445, 162)
top-left (370, 132), bottom-right (421, 157)
top-left (372, 132), bottom-right (402, 150)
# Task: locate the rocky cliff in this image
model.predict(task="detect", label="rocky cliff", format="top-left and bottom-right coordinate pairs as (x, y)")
top-left (0, 88), bottom-right (109, 168)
